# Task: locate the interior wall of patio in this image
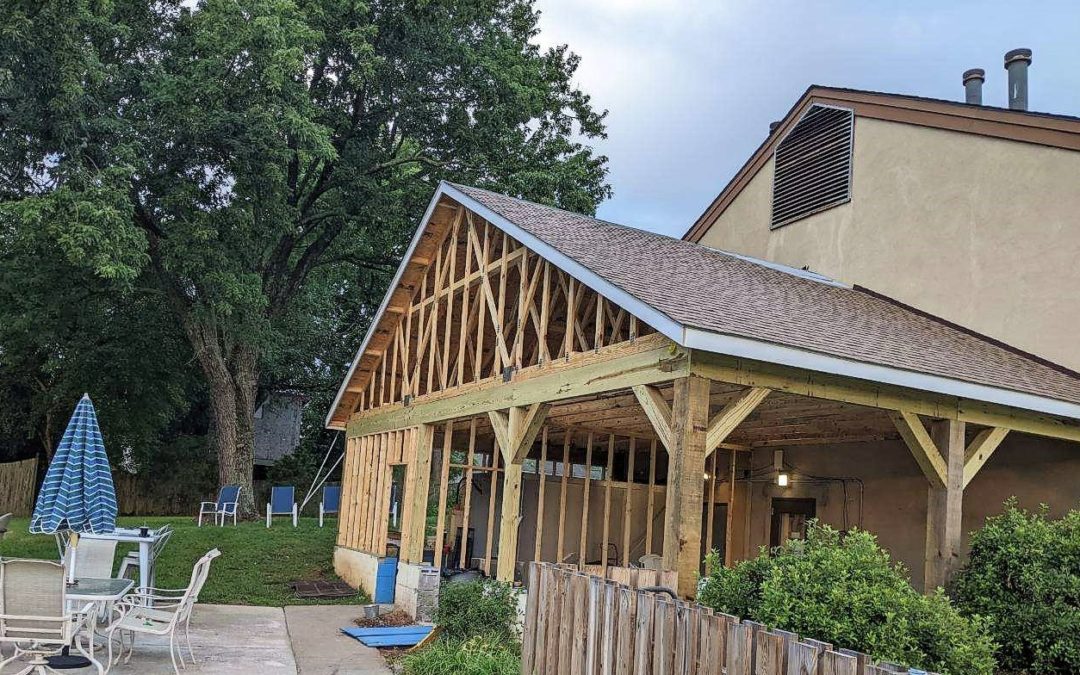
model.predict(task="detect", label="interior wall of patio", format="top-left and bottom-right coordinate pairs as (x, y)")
top-left (462, 465), bottom-right (742, 571)
top-left (742, 432), bottom-right (1080, 591)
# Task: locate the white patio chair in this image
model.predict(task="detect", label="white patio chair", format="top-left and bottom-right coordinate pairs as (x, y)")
top-left (0, 513), bottom-right (11, 542)
top-left (105, 548), bottom-right (220, 675)
top-left (64, 539), bottom-right (117, 581)
top-left (117, 525), bottom-right (172, 587)
top-left (0, 558), bottom-right (102, 675)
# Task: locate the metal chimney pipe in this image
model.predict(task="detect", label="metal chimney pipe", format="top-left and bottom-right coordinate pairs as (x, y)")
top-left (1004, 48), bottom-right (1032, 111)
top-left (962, 68), bottom-right (985, 105)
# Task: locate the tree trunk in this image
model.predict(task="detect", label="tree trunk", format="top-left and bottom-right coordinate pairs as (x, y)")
top-left (182, 318), bottom-right (258, 516)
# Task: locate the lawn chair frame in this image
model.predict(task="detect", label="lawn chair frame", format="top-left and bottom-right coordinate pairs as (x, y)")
top-left (197, 485), bottom-right (241, 527)
top-left (266, 486), bottom-right (298, 528)
top-left (318, 485), bottom-right (340, 528)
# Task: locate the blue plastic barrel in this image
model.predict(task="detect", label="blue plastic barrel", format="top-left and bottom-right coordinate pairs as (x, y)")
top-left (374, 557), bottom-right (398, 603)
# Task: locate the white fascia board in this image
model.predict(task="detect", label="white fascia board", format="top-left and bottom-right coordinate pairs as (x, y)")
top-left (682, 327), bottom-right (1080, 421)
top-left (323, 187), bottom-right (449, 429)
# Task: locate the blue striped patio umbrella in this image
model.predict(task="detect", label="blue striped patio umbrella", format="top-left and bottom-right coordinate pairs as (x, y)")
top-left (30, 394), bottom-right (117, 535)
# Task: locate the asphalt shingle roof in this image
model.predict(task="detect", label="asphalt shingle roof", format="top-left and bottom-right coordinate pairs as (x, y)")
top-left (452, 183), bottom-right (1080, 407)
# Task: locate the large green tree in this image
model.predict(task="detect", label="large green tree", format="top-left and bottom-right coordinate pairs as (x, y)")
top-left (0, 0), bottom-right (609, 510)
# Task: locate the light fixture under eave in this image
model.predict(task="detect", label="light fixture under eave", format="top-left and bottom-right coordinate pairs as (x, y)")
top-left (774, 449), bottom-right (789, 487)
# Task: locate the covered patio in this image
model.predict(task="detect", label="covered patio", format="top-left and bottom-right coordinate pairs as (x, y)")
top-left (327, 182), bottom-right (1080, 601)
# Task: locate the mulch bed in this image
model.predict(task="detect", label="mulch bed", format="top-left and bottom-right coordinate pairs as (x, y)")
top-left (353, 609), bottom-right (414, 628)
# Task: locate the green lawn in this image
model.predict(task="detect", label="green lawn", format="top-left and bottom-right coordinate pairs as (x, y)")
top-left (0, 516), bottom-right (369, 607)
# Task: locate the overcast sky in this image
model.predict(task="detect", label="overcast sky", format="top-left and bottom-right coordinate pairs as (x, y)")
top-left (532, 0), bottom-right (1080, 237)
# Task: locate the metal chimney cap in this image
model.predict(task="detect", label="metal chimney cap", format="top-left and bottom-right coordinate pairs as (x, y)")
top-left (962, 68), bottom-right (985, 84)
top-left (1004, 48), bottom-right (1032, 66)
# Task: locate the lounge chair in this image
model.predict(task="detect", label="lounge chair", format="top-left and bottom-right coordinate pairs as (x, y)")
top-left (0, 558), bottom-right (102, 674)
top-left (197, 485), bottom-right (241, 527)
top-left (266, 486), bottom-right (298, 527)
top-left (319, 485), bottom-right (340, 528)
top-left (106, 549), bottom-right (221, 675)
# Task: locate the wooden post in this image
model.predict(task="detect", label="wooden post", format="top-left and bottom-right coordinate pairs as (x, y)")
top-left (534, 426), bottom-right (548, 562)
top-left (579, 433), bottom-right (594, 567)
top-left (432, 421), bottom-right (454, 567)
top-left (724, 448), bottom-right (738, 567)
top-left (557, 430), bottom-right (571, 562)
top-left (496, 407), bottom-right (525, 582)
top-left (925, 419), bottom-right (965, 591)
top-left (662, 375), bottom-right (711, 598)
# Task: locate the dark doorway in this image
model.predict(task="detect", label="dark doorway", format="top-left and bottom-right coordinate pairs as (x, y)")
top-left (770, 498), bottom-right (816, 548)
top-left (701, 502), bottom-right (727, 573)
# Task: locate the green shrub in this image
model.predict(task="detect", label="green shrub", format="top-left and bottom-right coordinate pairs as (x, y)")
top-left (401, 636), bottom-right (520, 675)
top-left (435, 579), bottom-right (519, 643)
top-left (952, 501), bottom-right (1080, 674)
top-left (698, 522), bottom-right (996, 675)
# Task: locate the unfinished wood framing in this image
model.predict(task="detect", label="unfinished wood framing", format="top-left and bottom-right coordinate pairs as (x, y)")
top-left (338, 428), bottom-right (420, 556)
top-left (339, 208), bottom-right (655, 424)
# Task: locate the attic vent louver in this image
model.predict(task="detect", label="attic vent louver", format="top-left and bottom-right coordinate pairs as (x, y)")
top-left (771, 104), bottom-right (853, 229)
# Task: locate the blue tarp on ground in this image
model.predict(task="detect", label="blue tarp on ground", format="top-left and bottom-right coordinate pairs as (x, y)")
top-left (341, 625), bottom-right (434, 648)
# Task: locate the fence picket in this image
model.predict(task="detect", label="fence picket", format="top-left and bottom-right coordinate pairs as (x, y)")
top-left (520, 563), bottom-right (921, 675)
top-left (786, 642), bottom-right (820, 675)
top-left (821, 649), bottom-right (858, 675)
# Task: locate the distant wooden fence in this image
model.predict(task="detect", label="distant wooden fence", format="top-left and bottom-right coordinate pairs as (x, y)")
top-left (114, 473), bottom-right (200, 516)
top-left (521, 562), bottom-right (931, 675)
top-left (0, 458), bottom-right (38, 516)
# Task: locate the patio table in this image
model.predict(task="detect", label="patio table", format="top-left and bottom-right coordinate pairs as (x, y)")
top-left (81, 527), bottom-right (162, 592)
top-left (66, 577), bottom-right (134, 607)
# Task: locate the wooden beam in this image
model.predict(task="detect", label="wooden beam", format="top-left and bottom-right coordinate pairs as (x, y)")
top-left (347, 334), bottom-right (686, 436)
top-left (925, 419), bottom-right (965, 592)
top-left (890, 411), bottom-right (947, 489)
top-left (704, 387), bottom-right (770, 457)
top-left (489, 403), bottom-right (551, 465)
top-left (632, 384), bottom-right (674, 450)
top-left (401, 425), bottom-right (435, 563)
top-left (512, 404), bottom-right (551, 464)
top-left (691, 350), bottom-right (1080, 444)
top-left (662, 375), bottom-right (710, 598)
top-left (963, 427), bottom-right (1009, 488)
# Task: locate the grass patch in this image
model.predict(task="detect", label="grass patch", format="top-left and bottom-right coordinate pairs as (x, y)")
top-left (0, 516), bottom-right (368, 607)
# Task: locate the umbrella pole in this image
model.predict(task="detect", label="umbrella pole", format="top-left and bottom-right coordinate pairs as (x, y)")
top-left (67, 532), bottom-right (79, 586)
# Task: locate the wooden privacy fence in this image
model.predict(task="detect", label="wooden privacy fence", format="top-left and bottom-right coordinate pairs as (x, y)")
top-left (521, 562), bottom-right (933, 675)
top-left (0, 457), bottom-right (38, 516)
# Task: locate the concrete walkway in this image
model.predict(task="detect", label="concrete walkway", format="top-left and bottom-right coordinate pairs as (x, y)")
top-left (57, 604), bottom-right (391, 674)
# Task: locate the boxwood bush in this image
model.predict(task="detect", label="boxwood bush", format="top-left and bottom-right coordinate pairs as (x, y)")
top-left (952, 501), bottom-right (1080, 674)
top-left (697, 522), bottom-right (995, 675)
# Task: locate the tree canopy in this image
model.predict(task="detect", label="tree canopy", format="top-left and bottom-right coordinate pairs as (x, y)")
top-left (0, 0), bottom-right (609, 507)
